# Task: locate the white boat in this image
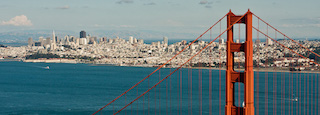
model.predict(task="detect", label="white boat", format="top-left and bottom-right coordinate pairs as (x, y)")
top-left (45, 66), bottom-right (50, 69)
top-left (292, 94), bottom-right (298, 102)
top-left (292, 97), bottom-right (298, 102)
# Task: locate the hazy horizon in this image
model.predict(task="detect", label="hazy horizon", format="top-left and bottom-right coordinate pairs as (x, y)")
top-left (1, 0), bottom-right (320, 40)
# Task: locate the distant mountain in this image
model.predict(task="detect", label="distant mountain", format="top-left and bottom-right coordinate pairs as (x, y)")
top-left (90, 30), bottom-right (198, 39)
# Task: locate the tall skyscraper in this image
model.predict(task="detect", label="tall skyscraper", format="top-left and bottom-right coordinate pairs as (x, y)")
top-left (52, 30), bottom-right (56, 44)
top-left (51, 30), bottom-right (56, 50)
top-left (55, 36), bottom-right (58, 43)
top-left (163, 37), bottom-right (168, 45)
top-left (129, 36), bottom-right (133, 43)
top-left (219, 38), bottom-right (224, 44)
top-left (39, 36), bottom-right (44, 46)
top-left (64, 35), bottom-right (70, 45)
top-left (28, 37), bottom-right (33, 46)
top-left (46, 37), bottom-right (51, 45)
top-left (80, 30), bottom-right (86, 38)
top-left (133, 38), bottom-right (137, 43)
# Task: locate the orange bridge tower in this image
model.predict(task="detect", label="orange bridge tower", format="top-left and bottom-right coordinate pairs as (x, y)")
top-left (225, 10), bottom-right (254, 115)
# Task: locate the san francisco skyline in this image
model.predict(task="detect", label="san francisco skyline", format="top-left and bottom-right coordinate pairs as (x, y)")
top-left (0, 0), bottom-right (320, 39)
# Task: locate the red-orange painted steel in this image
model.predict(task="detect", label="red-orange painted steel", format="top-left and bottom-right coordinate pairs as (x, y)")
top-left (225, 10), bottom-right (254, 115)
top-left (113, 12), bottom-right (247, 115)
top-left (92, 14), bottom-right (228, 115)
top-left (252, 27), bottom-right (320, 66)
top-left (253, 14), bottom-right (320, 59)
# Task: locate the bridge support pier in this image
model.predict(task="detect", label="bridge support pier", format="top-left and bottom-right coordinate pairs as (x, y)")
top-left (225, 10), bottom-right (254, 115)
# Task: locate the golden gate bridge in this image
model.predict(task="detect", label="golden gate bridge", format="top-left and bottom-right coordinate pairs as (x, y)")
top-left (92, 10), bottom-right (320, 115)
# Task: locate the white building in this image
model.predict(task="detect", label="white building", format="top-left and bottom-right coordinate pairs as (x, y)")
top-left (163, 37), bottom-right (168, 45)
top-left (80, 38), bottom-right (87, 45)
top-left (129, 36), bottom-right (133, 44)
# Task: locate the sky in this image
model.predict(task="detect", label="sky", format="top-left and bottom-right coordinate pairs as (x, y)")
top-left (0, 0), bottom-right (320, 38)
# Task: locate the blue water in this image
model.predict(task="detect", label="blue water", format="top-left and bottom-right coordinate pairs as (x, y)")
top-left (0, 61), bottom-right (319, 115)
top-left (0, 42), bottom-right (27, 47)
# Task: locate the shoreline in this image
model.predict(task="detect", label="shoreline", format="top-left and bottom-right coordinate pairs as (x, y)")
top-left (185, 67), bottom-right (320, 73)
top-left (22, 59), bottom-right (77, 63)
top-left (3, 59), bottom-right (319, 73)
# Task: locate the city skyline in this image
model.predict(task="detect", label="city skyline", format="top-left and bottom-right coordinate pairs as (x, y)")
top-left (0, 0), bottom-right (320, 38)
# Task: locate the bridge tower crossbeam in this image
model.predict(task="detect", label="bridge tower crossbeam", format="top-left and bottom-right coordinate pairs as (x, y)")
top-left (225, 10), bottom-right (254, 115)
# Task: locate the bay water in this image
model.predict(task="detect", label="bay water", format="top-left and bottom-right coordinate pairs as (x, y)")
top-left (0, 61), bottom-right (318, 114)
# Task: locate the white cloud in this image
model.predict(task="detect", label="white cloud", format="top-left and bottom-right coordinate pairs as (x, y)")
top-left (1, 15), bottom-right (32, 26)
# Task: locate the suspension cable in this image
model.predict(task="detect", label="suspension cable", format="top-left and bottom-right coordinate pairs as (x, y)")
top-left (113, 12), bottom-right (249, 114)
top-left (253, 13), bottom-right (320, 59)
top-left (252, 27), bottom-right (320, 66)
top-left (92, 14), bottom-right (228, 115)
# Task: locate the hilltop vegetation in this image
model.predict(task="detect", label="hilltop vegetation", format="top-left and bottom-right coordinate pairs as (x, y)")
top-left (25, 53), bottom-right (60, 59)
